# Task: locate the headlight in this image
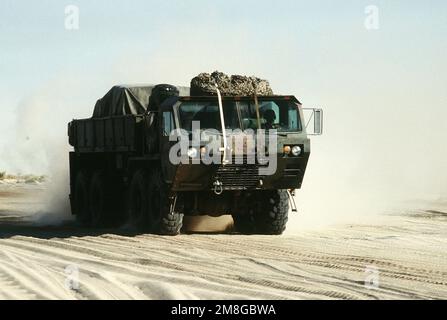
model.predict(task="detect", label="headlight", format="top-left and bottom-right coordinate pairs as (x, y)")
top-left (187, 147), bottom-right (198, 158)
top-left (291, 146), bottom-right (302, 156)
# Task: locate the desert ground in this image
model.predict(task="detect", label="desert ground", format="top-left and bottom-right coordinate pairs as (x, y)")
top-left (0, 182), bottom-right (446, 300)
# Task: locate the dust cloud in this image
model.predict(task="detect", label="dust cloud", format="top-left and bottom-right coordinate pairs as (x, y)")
top-left (288, 88), bottom-right (447, 232)
top-left (0, 77), bottom-right (93, 225)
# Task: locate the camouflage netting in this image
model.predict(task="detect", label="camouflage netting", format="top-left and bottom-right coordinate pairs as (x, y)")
top-left (190, 71), bottom-right (274, 96)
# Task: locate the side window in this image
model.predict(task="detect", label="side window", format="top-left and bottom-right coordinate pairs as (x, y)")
top-left (162, 111), bottom-right (175, 136)
top-left (288, 107), bottom-right (299, 130)
top-left (260, 102), bottom-right (280, 129)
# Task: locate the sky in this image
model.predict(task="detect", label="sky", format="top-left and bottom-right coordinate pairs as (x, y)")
top-left (0, 0), bottom-right (446, 223)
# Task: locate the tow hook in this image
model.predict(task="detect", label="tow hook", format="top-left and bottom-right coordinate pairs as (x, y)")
top-left (213, 180), bottom-right (223, 195)
top-left (287, 190), bottom-right (298, 213)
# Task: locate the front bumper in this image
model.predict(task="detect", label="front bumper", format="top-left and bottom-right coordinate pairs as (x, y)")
top-left (170, 154), bottom-right (309, 192)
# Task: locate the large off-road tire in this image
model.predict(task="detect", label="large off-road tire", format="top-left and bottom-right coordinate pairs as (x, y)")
top-left (128, 170), bottom-right (150, 232)
top-left (232, 190), bottom-right (289, 235)
top-left (73, 171), bottom-right (91, 227)
top-left (148, 170), bottom-right (183, 236)
top-left (89, 171), bottom-right (120, 228)
top-left (232, 212), bottom-right (254, 234)
top-left (257, 190), bottom-right (289, 235)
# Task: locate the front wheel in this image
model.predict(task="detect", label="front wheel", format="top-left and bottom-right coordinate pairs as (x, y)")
top-left (148, 170), bottom-right (183, 235)
top-left (232, 190), bottom-right (289, 235)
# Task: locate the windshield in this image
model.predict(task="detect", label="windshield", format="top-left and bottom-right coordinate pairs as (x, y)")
top-left (178, 100), bottom-right (301, 133)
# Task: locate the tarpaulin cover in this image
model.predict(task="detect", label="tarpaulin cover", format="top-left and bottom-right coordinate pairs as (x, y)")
top-left (92, 85), bottom-right (190, 118)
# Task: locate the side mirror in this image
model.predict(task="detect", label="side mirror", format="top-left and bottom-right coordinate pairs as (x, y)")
top-left (303, 108), bottom-right (323, 135)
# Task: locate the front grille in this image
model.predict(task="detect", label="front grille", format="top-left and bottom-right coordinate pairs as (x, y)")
top-left (214, 164), bottom-right (264, 190)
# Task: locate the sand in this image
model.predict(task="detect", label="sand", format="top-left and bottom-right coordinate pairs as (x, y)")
top-left (0, 184), bottom-right (446, 300)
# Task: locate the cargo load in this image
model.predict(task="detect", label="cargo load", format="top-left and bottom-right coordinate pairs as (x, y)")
top-left (190, 71), bottom-right (274, 96)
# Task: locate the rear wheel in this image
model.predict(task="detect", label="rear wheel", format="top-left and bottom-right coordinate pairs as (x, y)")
top-left (73, 171), bottom-right (91, 227)
top-left (89, 171), bottom-right (120, 228)
top-left (148, 170), bottom-right (183, 235)
top-left (128, 170), bottom-right (150, 232)
top-left (232, 190), bottom-right (289, 235)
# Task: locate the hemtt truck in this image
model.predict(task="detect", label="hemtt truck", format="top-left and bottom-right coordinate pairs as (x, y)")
top-left (68, 84), bottom-right (322, 235)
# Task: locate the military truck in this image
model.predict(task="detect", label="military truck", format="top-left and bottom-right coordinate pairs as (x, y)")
top-left (68, 84), bottom-right (322, 235)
